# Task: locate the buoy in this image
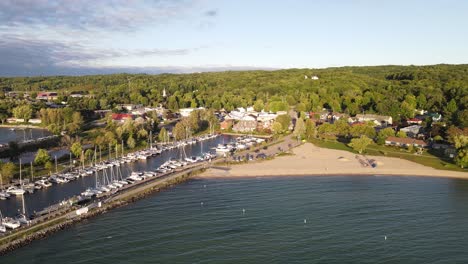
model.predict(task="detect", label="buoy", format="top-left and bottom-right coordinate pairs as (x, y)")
top-left (201, 202), bottom-right (204, 206)
top-left (203, 185), bottom-right (206, 188)
top-left (242, 208), bottom-right (246, 214)
top-left (384, 236), bottom-right (387, 240)
top-left (304, 219), bottom-right (307, 224)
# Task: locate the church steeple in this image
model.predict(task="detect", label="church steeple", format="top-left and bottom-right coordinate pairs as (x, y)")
top-left (162, 87), bottom-right (167, 98)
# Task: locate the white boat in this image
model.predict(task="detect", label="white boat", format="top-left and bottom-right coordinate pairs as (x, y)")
top-left (16, 214), bottom-right (30, 225)
top-left (6, 186), bottom-right (25, 196)
top-left (215, 144), bottom-right (232, 153)
top-left (2, 217), bottom-right (20, 229)
top-left (81, 188), bottom-right (96, 198)
top-left (0, 190), bottom-right (10, 200)
top-left (35, 179), bottom-right (52, 188)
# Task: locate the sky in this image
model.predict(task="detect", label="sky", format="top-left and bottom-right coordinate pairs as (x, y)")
top-left (0, 0), bottom-right (467, 76)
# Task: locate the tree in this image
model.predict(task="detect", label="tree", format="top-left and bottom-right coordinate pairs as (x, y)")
top-left (335, 119), bottom-right (350, 138)
top-left (349, 135), bottom-right (373, 154)
top-left (172, 122), bottom-right (186, 140)
top-left (158, 127), bottom-right (168, 142)
top-left (305, 119), bottom-right (317, 140)
top-left (253, 100), bottom-right (264, 112)
top-left (350, 123), bottom-right (376, 139)
top-left (12, 104), bottom-right (33, 122)
top-left (276, 114), bottom-right (291, 131)
top-left (127, 134), bottom-right (136, 149)
top-left (396, 130), bottom-right (407, 138)
top-left (45, 161), bottom-right (53, 172)
top-left (317, 123), bottom-right (339, 139)
top-left (451, 133), bottom-right (468, 168)
top-left (271, 121), bottom-right (284, 134)
top-left (293, 118), bottom-right (305, 139)
top-left (1, 162), bottom-right (16, 183)
top-left (34, 149), bottom-right (51, 166)
top-left (377, 127), bottom-right (395, 145)
top-left (70, 142), bottom-right (83, 158)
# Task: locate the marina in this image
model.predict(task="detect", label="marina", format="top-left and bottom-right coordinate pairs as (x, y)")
top-left (0, 133), bottom-right (270, 233)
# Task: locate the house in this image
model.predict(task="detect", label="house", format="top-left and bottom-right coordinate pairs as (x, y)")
top-left (94, 110), bottom-right (112, 118)
top-left (257, 112), bottom-right (278, 130)
top-left (355, 114), bottom-right (393, 126)
top-left (309, 111), bottom-right (329, 121)
top-left (385, 136), bottom-right (428, 148)
top-left (29, 118), bottom-right (42, 124)
top-left (399, 125), bottom-right (422, 137)
top-left (119, 104), bottom-right (143, 111)
top-left (111, 113), bottom-right (135, 123)
top-left (407, 118), bottom-right (423, 125)
top-left (179, 107), bottom-right (205, 118)
top-left (7, 118), bottom-right (25, 123)
top-left (311, 75), bottom-right (319, 80)
top-left (233, 115), bottom-right (257, 132)
top-left (220, 120), bottom-right (233, 130)
top-left (36, 92), bottom-right (58, 101)
top-left (428, 112), bottom-right (442, 122)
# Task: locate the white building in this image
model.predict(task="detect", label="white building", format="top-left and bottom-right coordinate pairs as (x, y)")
top-left (179, 107), bottom-right (205, 117)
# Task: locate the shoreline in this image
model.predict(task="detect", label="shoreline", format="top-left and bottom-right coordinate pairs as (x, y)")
top-left (0, 124), bottom-right (47, 129)
top-left (198, 143), bottom-right (468, 180)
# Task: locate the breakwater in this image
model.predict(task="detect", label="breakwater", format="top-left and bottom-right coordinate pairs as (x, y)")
top-left (0, 164), bottom-right (206, 255)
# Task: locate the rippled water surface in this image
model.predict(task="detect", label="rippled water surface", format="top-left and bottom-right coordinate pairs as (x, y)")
top-left (3, 176), bottom-right (468, 263)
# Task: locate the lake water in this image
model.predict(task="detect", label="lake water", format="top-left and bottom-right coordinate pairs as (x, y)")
top-left (0, 135), bottom-right (232, 217)
top-left (2, 175), bottom-right (468, 263)
top-left (0, 127), bottom-right (51, 144)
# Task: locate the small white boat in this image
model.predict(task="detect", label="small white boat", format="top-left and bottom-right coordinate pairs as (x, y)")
top-left (2, 217), bottom-right (21, 229)
top-left (16, 214), bottom-right (30, 225)
top-left (36, 179), bottom-right (52, 188)
top-left (6, 186), bottom-right (26, 196)
top-left (0, 190), bottom-right (10, 199)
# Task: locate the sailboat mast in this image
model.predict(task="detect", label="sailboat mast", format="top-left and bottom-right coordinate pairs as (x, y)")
top-left (19, 158), bottom-right (22, 186)
top-left (30, 162), bottom-right (33, 182)
top-left (21, 193), bottom-right (26, 215)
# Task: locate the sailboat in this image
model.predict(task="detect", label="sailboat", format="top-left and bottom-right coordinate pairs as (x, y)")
top-left (0, 175), bottom-right (11, 200)
top-left (16, 193), bottom-right (30, 225)
top-left (0, 210), bottom-right (6, 233)
top-left (7, 160), bottom-right (26, 196)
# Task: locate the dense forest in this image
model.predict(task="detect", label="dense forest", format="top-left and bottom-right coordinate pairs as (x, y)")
top-left (0, 64), bottom-right (467, 127)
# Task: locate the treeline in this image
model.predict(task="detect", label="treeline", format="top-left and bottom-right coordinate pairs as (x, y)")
top-left (0, 64), bottom-right (467, 128)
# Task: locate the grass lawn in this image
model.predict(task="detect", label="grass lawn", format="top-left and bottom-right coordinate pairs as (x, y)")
top-left (309, 138), bottom-right (466, 173)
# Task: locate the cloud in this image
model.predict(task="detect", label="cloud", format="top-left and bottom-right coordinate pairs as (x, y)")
top-left (0, 0), bottom-right (194, 31)
top-left (204, 9), bottom-right (218, 17)
top-left (0, 34), bottom-right (199, 76)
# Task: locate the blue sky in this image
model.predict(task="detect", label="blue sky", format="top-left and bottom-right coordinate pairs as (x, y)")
top-left (0, 0), bottom-right (467, 76)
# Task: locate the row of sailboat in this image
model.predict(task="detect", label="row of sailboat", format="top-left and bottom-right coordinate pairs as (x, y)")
top-left (1, 134), bottom-right (219, 233)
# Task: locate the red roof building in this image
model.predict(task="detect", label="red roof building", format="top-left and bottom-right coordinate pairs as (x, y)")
top-left (385, 136), bottom-right (428, 148)
top-left (111, 113), bottom-right (135, 123)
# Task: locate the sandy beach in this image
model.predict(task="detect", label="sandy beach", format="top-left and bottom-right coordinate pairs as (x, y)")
top-left (199, 143), bottom-right (468, 179)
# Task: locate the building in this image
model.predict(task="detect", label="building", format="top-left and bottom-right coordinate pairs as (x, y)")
top-left (220, 120), bottom-right (233, 130)
top-left (428, 112), bottom-right (442, 122)
top-left (111, 113), bottom-right (135, 123)
top-left (179, 107), bottom-right (205, 118)
top-left (399, 125), bottom-right (422, 137)
top-left (119, 104), bottom-right (143, 111)
top-left (407, 118), bottom-right (423, 125)
top-left (36, 92), bottom-right (58, 101)
top-left (311, 75), bottom-right (319, 80)
top-left (355, 114), bottom-right (393, 126)
top-left (385, 136), bottom-right (428, 148)
top-left (232, 115), bottom-right (257, 132)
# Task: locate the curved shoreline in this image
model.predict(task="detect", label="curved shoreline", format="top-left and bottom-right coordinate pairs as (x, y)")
top-left (198, 143), bottom-right (468, 180)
